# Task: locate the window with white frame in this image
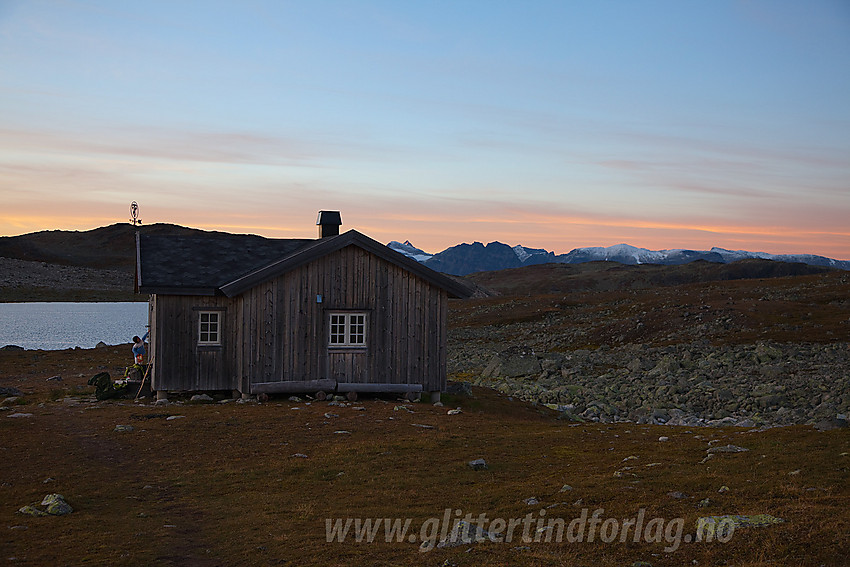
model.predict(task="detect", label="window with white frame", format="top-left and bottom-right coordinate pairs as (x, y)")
top-left (328, 312), bottom-right (367, 348)
top-left (198, 311), bottom-right (221, 345)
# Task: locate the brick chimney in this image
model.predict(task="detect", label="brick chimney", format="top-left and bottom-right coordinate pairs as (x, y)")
top-left (317, 210), bottom-right (342, 238)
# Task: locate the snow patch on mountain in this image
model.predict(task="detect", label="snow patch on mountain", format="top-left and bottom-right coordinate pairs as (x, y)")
top-left (388, 240), bottom-right (433, 262)
top-left (570, 244), bottom-right (694, 264)
top-left (710, 247), bottom-right (777, 261)
top-left (512, 245), bottom-right (530, 262)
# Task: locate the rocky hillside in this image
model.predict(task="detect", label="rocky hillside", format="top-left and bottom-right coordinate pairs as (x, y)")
top-left (448, 267), bottom-right (850, 428)
top-left (0, 223), bottom-right (219, 270)
top-left (0, 223), bottom-right (224, 301)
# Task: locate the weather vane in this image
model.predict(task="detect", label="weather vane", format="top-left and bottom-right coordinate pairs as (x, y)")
top-left (129, 201), bottom-right (142, 226)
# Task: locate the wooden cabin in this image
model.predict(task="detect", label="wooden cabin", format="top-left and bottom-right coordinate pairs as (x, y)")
top-left (135, 212), bottom-right (472, 401)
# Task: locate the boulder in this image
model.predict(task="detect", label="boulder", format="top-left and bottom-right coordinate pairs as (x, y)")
top-left (18, 505), bottom-right (48, 517)
top-left (18, 494), bottom-right (73, 517)
top-left (482, 347), bottom-right (541, 378)
top-left (42, 494), bottom-right (73, 516)
top-left (707, 444), bottom-right (749, 454)
top-left (446, 381), bottom-right (473, 396)
top-left (428, 520), bottom-right (501, 551)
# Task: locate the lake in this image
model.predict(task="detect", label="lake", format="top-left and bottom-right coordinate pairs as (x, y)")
top-left (0, 302), bottom-right (149, 350)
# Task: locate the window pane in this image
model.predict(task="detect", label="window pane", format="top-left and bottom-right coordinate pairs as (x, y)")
top-left (199, 312), bottom-right (221, 344)
top-left (330, 314), bottom-right (345, 344)
top-left (349, 314), bottom-right (365, 344)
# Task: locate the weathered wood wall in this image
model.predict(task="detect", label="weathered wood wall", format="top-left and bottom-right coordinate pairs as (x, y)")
top-left (239, 244), bottom-right (447, 393)
top-left (149, 294), bottom-right (240, 392)
top-left (150, 244), bottom-right (447, 393)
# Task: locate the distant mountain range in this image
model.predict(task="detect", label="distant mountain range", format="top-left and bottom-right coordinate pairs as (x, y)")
top-left (2, 224), bottom-right (846, 279)
top-left (388, 240), bottom-right (850, 276)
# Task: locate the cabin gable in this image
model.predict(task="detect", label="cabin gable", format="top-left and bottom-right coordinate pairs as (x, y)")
top-left (137, 217), bottom-right (471, 399)
top-left (238, 243), bottom-right (447, 394)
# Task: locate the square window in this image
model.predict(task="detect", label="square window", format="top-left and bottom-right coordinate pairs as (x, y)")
top-left (198, 311), bottom-right (221, 345)
top-left (328, 312), bottom-right (367, 348)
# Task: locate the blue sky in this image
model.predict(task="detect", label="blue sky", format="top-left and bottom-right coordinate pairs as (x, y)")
top-left (1, 0), bottom-right (849, 257)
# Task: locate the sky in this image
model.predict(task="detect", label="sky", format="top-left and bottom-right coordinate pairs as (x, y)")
top-left (1, 0), bottom-right (849, 258)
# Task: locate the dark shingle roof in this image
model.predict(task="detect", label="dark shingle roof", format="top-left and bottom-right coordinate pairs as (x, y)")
top-left (136, 230), bottom-right (474, 299)
top-left (137, 233), bottom-right (313, 295)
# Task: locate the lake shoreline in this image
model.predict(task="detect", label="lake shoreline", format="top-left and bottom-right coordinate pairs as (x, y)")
top-left (0, 256), bottom-right (140, 302)
top-left (0, 302), bottom-right (149, 351)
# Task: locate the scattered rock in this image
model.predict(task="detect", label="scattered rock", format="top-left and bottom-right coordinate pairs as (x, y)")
top-left (394, 405), bottom-right (413, 412)
top-left (114, 425), bottom-right (134, 432)
top-left (324, 413), bottom-right (339, 419)
top-left (468, 458), bottom-right (488, 471)
top-left (292, 453), bottom-right (308, 458)
top-left (447, 408), bottom-right (462, 415)
top-left (41, 494), bottom-right (73, 516)
top-left (707, 444), bottom-right (749, 454)
top-left (696, 514), bottom-right (785, 537)
top-left (465, 342), bottom-right (850, 428)
top-left (523, 497), bottom-right (539, 505)
top-left (165, 415), bottom-right (185, 421)
top-left (559, 484), bottom-right (573, 492)
top-left (288, 396), bottom-right (303, 403)
top-left (445, 381), bottom-right (473, 396)
top-left (482, 347), bottom-right (542, 379)
top-left (45, 376), bottom-right (62, 382)
top-left (718, 485), bottom-right (730, 493)
top-left (667, 491), bottom-right (689, 499)
top-left (189, 394), bottom-right (214, 403)
top-left (411, 423), bottom-right (435, 429)
top-left (0, 387), bottom-right (24, 397)
top-left (7, 413), bottom-right (33, 418)
top-left (814, 417), bottom-right (848, 431)
top-left (18, 494), bottom-right (72, 517)
top-left (427, 520), bottom-right (501, 551)
top-left (658, 436), bottom-right (669, 442)
top-left (18, 505), bottom-right (48, 517)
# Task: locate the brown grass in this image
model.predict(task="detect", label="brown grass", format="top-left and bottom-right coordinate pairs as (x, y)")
top-left (1, 347), bottom-right (848, 566)
top-left (452, 270), bottom-right (850, 348)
